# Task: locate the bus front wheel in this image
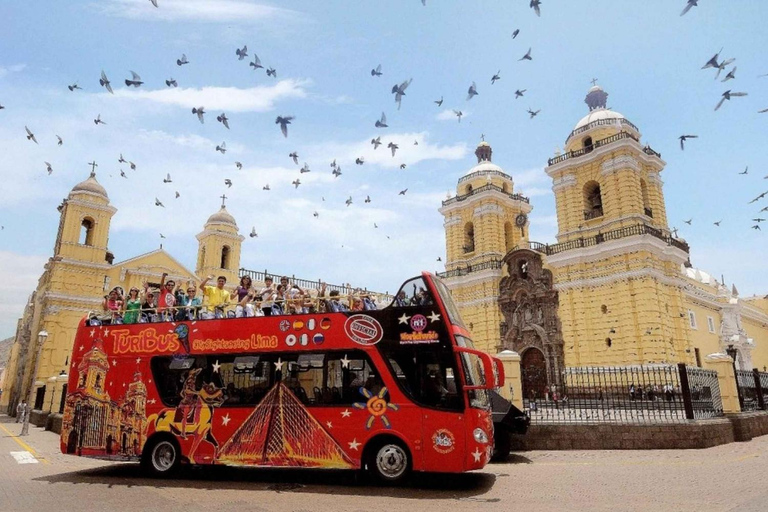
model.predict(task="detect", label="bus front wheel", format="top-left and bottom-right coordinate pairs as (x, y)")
top-left (365, 439), bottom-right (411, 484)
top-left (141, 435), bottom-right (181, 478)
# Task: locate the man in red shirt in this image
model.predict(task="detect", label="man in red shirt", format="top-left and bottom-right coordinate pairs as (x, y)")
top-left (157, 273), bottom-right (176, 321)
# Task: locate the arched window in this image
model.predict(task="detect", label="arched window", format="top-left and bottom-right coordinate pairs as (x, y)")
top-left (220, 245), bottom-right (230, 269)
top-left (583, 136), bottom-right (593, 153)
top-left (463, 222), bottom-right (475, 253)
top-left (504, 221), bottom-right (514, 253)
top-left (583, 181), bottom-right (603, 220)
top-left (640, 179), bottom-right (652, 217)
top-left (80, 218), bottom-right (94, 246)
top-left (501, 183), bottom-right (509, 193)
top-left (465, 184), bottom-right (473, 195)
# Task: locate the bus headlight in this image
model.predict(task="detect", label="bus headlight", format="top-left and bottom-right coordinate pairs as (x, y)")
top-left (473, 428), bottom-right (489, 444)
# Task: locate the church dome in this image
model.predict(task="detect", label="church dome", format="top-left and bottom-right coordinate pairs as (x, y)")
top-left (463, 139), bottom-right (510, 177)
top-left (206, 206), bottom-right (237, 228)
top-left (573, 108), bottom-right (626, 131)
top-left (70, 172), bottom-right (109, 200)
top-left (464, 161), bottom-right (505, 176)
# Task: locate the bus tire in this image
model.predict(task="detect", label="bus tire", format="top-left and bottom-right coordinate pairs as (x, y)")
top-left (141, 435), bottom-right (181, 478)
top-left (491, 429), bottom-right (511, 462)
top-left (364, 437), bottom-right (412, 484)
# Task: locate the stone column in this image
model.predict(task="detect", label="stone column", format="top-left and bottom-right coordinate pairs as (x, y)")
top-left (496, 350), bottom-right (523, 409)
top-left (51, 374), bottom-right (69, 415)
top-left (703, 352), bottom-right (741, 414)
top-left (45, 376), bottom-right (57, 412)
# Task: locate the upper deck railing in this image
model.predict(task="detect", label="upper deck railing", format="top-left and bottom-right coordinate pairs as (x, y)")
top-left (442, 183), bottom-right (530, 207)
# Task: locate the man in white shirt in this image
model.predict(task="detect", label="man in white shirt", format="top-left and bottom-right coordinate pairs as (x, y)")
top-left (258, 277), bottom-right (276, 316)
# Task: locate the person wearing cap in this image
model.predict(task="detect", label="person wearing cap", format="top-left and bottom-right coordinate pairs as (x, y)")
top-left (200, 275), bottom-right (230, 319)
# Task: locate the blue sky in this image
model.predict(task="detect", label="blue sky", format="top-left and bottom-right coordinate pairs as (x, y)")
top-left (1, 0), bottom-right (767, 338)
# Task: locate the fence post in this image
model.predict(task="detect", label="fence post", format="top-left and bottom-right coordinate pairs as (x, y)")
top-left (677, 363), bottom-right (695, 420)
top-left (753, 368), bottom-right (765, 410)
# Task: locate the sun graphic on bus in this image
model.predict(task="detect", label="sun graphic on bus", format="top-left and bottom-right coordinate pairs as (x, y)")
top-left (353, 387), bottom-right (399, 430)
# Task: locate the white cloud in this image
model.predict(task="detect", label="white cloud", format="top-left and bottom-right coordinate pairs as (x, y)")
top-left (0, 251), bottom-right (48, 339)
top-left (111, 80), bottom-right (310, 113)
top-left (95, 0), bottom-right (297, 23)
top-left (436, 109), bottom-right (469, 122)
top-left (0, 64), bottom-right (26, 79)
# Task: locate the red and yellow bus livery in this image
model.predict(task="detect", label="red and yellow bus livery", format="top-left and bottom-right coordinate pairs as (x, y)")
top-left (61, 272), bottom-right (503, 482)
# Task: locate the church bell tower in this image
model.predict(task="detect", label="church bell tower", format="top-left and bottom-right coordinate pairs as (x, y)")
top-left (196, 196), bottom-right (244, 285)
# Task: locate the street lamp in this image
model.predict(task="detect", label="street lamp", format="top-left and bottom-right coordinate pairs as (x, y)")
top-left (20, 330), bottom-right (48, 436)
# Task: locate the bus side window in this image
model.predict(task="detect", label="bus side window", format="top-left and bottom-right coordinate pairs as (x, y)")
top-left (218, 356), bottom-right (271, 406)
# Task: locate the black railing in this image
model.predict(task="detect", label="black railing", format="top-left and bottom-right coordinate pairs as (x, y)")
top-left (436, 259), bottom-right (503, 279)
top-left (567, 117), bottom-right (640, 141)
top-left (529, 223), bottom-right (690, 256)
top-left (584, 208), bottom-right (603, 221)
top-left (549, 131), bottom-right (640, 166)
top-left (736, 369), bottom-right (768, 412)
top-left (458, 169), bottom-right (512, 184)
top-left (643, 145), bottom-right (661, 158)
top-left (442, 183), bottom-right (529, 206)
top-left (524, 364), bottom-right (723, 424)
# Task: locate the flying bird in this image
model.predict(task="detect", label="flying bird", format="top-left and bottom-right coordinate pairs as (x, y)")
top-left (374, 223), bottom-right (378, 228)
top-left (346, 196), bottom-right (353, 207)
top-left (752, 225), bottom-right (761, 231)
top-left (129, 161), bottom-right (136, 170)
top-left (512, 29), bottom-right (520, 39)
top-left (680, 0), bottom-right (698, 16)
top-left (356, 157), bottom-right (365, 165)
top-left (437, 257), bottom-right (442, 262)
top-left (453, 109), bottom-right (463, 122)
top-left (530, 0), bottom-right (541, 17)
top-left (365, 195), bottom-right (371, 203)
top-left (678, 134), bottom-right (698, 150)
top-left (175, 191), bottom-right (180, 198)
top-left (99, 70), bottom-right (113, 94)
top-left (216, 113), bottom-right (230, 129)
top-left (300, 163), bottom-right (311, 173)
top-left (702, 48), bottom-right (723, 70)
top-left (56, 135), bottom-right (63, 146)
top-left (124, 71), bottom-right (143, 87)
top-left (250, 227), bottom-right (258, 238)
top-left (528, 108), bottom-right (541, 118)
top-left (434, 96), bottom-right (443, 107)
top-left (684, 218), bottom-right (692, 225)
top-left (236, 45), bottom-right (248, 60)
top-left (235, 161), bottom-right (242, 170)
top-left (519, 47), bottom-right (532, 61)
top-left (216, 142), bottom-right (227, 154)
top-left (155, 198), bottom-right (165, 207)
top-left (25, 126), bottom-right (38, 144)
top-left (749, 191), bottom-right (767, 203)
top-left (120, 169), bottom-right (127, 178)
top-left (713, 220), bottom-right (722, 227)
top-left (45, 162), bottom-right (53, 175)
top-left (313, 211), bottom-right (319, 218)
top-left (276, 116), bottom-right (294, 137)
top-left (177, 54), bottom-right (189, 66)
top-left (722, 67), bottom-right (737, 82)
top-left (371, 64), bottom-right (382, 77)
top-left (399, 189), bottom-right (408, 195)
top-left (289, 152), bottom-right (299, 164)
top-left (388, 142), bottom-right (399, 157)
top-left (739, 166), bottom-right (748, 175)
top-left (266, 68), bottom-right (276, 77)
top-left (94, 114), bottom-right (106, 125)
top-left (515, 89), bottom-right (526, 98)
top-left (371, 136), bottom-right (382, 149)
top-left (714, 57), bottom-right (736, 80)
top-left (165, 78), bottom-right (178, 87)
top-left (400, 164), bottom-right (407, 169)
top-left (752, 218), bottom-right (766, 223)
top-left (330, 159), bottom-right (337, 168)
top-left (332, 167), bottom-right (342, 178)
top-left (192, 106), bottom-right (205, 123)
top-left (159, 233), bottom-right (165, 239)
top-left (224, 179), bottom-right (232, 188)
top-left (68, 82), bottom-right (82, 91)
top-left (249, 55), bottom-right (263, 70)
top-left (163, 173), bottom-right (172, 183)
top-left (375, 112), bottom-right (388, 128)
top-left (491, 71), bottom-right (501, 85)
top-left (149, 0), bottom-right (158, 7)
top-left (467, 81), bottom-right (478, 100)
top-left (715, 90), bottom-right (747, 111)
top-left (263, 184), bottom-right (270, 191)
top-left (391, 78), bottom-right (413, 110)
top-left (292, 179), bottom-right (301, 188)
top-left (758, 108), bottom-right (768, 114)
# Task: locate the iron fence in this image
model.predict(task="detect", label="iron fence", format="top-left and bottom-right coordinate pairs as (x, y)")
top-left (523, 364), bottom-right (723, 424)
top-left (735, 369), bottom-right (768, 412)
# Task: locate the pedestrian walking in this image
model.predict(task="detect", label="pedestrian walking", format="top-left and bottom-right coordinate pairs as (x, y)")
top-left (16, 400), bottom-right (27, 423)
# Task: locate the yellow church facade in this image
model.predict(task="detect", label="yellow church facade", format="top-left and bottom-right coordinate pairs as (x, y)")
top-left (440, 85), bottom-right (768, 380)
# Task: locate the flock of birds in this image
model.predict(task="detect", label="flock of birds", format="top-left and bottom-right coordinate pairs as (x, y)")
top-left (675, 45), bottom-right (768, 232)
top-left (1, 0), bottom-right (765, 247)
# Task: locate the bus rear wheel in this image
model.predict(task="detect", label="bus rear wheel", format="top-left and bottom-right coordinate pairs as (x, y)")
top-left (141, 436), bottom-right (180, 478)
top-left (365, 440), bottom-right (411, 484)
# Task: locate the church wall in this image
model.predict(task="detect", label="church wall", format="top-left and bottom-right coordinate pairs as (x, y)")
top-left (746, 316), bottom-right (768, 371)
top-left (682, 299), bottom-right (723, 365)
top-left (447, 276), bottom-right (504, 354)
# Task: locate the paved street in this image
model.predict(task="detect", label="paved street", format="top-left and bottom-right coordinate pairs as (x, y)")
top-left (1, 414), bottom-right (767, 512)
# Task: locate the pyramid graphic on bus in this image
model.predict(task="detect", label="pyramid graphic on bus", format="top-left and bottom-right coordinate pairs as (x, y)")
top-left (217, 382), bottom-right (354, 468)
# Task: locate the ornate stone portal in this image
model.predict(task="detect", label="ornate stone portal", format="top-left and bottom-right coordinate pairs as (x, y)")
top-left (498, 249), bottom-right (564, 398)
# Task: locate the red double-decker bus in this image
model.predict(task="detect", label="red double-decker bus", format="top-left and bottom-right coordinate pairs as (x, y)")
top-left (60, 272), bottom-right (503, 483)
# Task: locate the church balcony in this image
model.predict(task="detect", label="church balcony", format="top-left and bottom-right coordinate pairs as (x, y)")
top-left (566, 117), bottom-right (640, 142)
top-left (584, 208), bottom-right (604, 221)
top-left (442, 183), bottom-right (530, 206)
top-left (548, 131), bottom-right (641, 166)
top-left (436, 259), bottom-right (503, 279)
top-left (457, 169), bottom-right (512, 184)
top-left (529, 223), bottom-right (690, 256)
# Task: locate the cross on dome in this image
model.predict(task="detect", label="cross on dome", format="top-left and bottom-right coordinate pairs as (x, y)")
top-left (88, 160), bottom-right (98, 177)
top-left (220, 194), bottom-right (227, 207)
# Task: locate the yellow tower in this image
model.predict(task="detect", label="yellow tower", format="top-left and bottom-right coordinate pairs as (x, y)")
top-left (196, 196), bottom-right (244, 285)
top-left (538, 84), bottom-right (693, 366)
top-left (438, 140), bottom-right (532, 353)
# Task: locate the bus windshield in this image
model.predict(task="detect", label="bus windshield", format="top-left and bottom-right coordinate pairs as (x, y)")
top-left (430, 276), bottom-right (466, 329)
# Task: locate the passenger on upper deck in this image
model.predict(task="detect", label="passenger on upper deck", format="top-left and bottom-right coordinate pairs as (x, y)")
top-left (233, 275), bottom-right (255, 317)
top-left (199, 275), bottom-right (230, 319)
top-left (257, 277), bottom-right (276, 316)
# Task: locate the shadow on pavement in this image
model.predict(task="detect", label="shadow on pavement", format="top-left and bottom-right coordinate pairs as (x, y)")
top-left (35, 463), bottom-right (497, 500)
top-left (491, 453), bottom-right (534, 465)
